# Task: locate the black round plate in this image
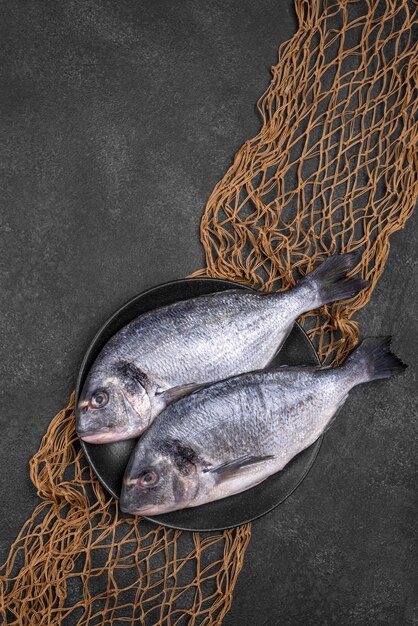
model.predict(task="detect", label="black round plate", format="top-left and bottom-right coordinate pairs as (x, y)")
top-left (76, 278), bottom-right (322, 532)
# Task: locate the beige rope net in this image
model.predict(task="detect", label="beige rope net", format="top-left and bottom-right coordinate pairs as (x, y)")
top-left (1, 1), bottom-right (417, 624)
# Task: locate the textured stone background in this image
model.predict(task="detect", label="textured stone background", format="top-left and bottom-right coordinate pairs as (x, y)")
top-left (1, 1), bottom-right (417, 624)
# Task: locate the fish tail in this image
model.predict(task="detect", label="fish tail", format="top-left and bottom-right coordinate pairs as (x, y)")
top-left (344, 337), bottom-right (407, 384)
top-left (298, 254), bottom-right (368, 310)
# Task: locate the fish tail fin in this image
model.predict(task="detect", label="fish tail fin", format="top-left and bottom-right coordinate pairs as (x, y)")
top-left (344, 337), bottom-right (407, 384)
top-left (297, 254), bottom-right (368, 311)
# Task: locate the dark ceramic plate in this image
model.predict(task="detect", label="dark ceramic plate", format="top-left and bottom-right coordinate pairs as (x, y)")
top-left (75, 278), bottom-right (322, 532)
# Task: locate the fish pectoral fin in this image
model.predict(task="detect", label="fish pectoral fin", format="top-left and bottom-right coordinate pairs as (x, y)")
top-left (156, 382), bottom-right (208, 405)
top-left (204, 454), bottom-right (275, 483)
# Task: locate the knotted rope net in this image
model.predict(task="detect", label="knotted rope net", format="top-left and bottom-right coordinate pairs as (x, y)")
top-left (1, 1), bottom-right (417, 624)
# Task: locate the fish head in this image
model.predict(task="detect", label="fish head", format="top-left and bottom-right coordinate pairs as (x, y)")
top-left (119, 438), bottom-right (201, 515)
top-left (76, 361), bottom-right (153, 443)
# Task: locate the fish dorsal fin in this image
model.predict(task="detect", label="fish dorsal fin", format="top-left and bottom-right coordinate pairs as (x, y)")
top-left (204, 454), bottom-right (275, 483)
top-left (156, 382), bottom-right (208, 405)
top-left (269, 363), bottom-right (325, 373)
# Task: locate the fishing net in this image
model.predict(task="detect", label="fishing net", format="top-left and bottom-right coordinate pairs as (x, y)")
top-left (1, 0), bottom-right (417, 624)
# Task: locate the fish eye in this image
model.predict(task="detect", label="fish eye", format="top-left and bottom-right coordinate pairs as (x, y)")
top-left (90, 390), bottom-right (109, 409)
top-left (137, 470), bottom-right (159, 488)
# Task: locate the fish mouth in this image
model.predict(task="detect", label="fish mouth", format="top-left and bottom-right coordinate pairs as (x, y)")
top-left (119, 485), bottom-right (166, 516)
top-left (119, 502), bottom-right (164, 516)
top-left (77, 429), bottom-right (125, 444)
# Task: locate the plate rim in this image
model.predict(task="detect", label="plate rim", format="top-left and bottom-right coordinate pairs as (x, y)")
top-left (76, 276), bottom-right (322, 532)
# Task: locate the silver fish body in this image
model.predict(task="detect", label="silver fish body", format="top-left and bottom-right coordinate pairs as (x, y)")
top-left (77, 254), bottom-right (366, 443)
top-left (120, 338), bottom-right (405, 515)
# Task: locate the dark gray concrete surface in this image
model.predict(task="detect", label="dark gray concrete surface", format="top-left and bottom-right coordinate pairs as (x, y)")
top-left (1, 1), bottom-right (416, 624)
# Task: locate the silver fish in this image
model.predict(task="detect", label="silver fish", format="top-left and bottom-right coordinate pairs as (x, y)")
top-left (120, 338), bottom-right (406, 515)
top-left (76, 254), bottom-right (367, 443)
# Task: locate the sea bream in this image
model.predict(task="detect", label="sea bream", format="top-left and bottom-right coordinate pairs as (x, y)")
top-left (76, 254), bottom-right (367, 443)
top-left (120, 338), bottom-right (406, 515)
